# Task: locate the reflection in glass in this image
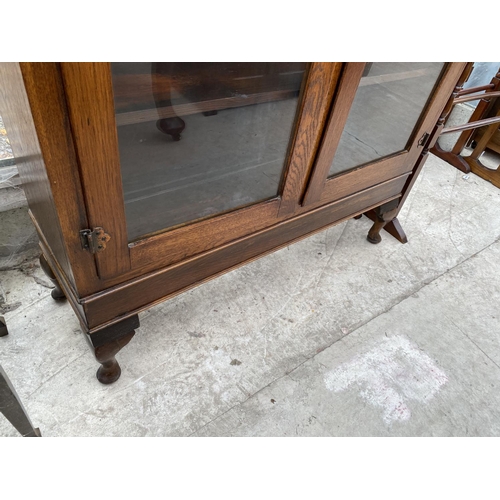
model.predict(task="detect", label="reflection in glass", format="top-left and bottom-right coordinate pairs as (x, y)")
top-left (111, 63), bottom-right (307, 241)
top-left (329, 62), bottom-right (445, 177)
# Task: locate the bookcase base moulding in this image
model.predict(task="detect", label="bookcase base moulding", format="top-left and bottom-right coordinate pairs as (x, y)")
top-left (0, 62), bottom-right (466, 384)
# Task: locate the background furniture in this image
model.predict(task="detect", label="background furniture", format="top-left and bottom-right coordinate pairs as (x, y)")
top-left (432, 64), bottom-right (500, 188)
top-left (0, 62), bottom-right (466, 384)
top-left (0, 366), bottom-right (41, 437)
top-left (0, 320), bottom-right (41, 437)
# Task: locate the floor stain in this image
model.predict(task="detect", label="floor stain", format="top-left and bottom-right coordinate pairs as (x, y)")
top-left (188, 331), bottom-right (206, 338)
top-left (324, 335), bottom-right (448, 425)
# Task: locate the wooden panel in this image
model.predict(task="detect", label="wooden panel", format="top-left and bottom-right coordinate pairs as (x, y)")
top-left (302, 63), bottom-right (366, 206)
top-left (129, 198), bottom-right (280, 271)
top-left (59, 63), bottom-right (131, 280)
top-left (318, 153), bottom-right (409, 205)
top-left (0, 63), bottom-right (98, 295)
top-left (82, 174), bottom-right (409, 330)
top-left (278, 62), bottom-right (344, 216)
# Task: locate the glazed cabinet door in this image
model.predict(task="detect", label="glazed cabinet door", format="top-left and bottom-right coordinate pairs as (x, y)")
top-left (59, 62), bottom-right (342, 283)
top-left (302, 62), bottom-right (466, 207)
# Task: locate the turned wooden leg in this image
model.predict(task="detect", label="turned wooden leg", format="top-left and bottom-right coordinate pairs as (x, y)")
top-left (364, 211), bottom-right (408, 244)
top-left (156, 116), bottom-right (186, 141)
top-left (39, 254), bottom-right (66, 301)
top-left (85, 315), bottom-right (139, 384)
top-left (366, 201), bottom-right (404, 245)
top-left (367, 216), bottom-right (387, 244)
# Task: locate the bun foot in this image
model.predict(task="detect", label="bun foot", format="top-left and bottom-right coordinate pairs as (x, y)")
top-left (96, 360), bottom-right (122, 385)
top-left (367, 233), bottom-right (382, 244)
top-left (156, 117), bottom-right (185, 141)
top-left (51, 288), bottom-right (66, 301)
top-left (367, 218), bottom-right (386, 244)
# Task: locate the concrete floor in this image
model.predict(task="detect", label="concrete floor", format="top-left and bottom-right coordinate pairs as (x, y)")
top-left (1, 153), bottom-right (500, 436)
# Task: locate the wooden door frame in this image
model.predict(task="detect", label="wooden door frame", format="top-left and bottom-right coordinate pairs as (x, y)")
top-left (301, 62), bottom-right (466, 211)
top-left (58, 62), bottom-right (344, 285)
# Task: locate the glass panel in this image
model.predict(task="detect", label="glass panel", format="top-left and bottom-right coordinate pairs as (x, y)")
top-left (111, 62), bottom-right (307, 241)
top-left (328, 62), bottom-right (445, 177)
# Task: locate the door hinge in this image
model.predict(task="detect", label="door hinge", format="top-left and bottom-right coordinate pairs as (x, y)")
top-left (80, 227), bottom-right (111, 254)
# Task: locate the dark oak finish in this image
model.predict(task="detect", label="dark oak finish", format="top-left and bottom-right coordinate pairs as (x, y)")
top-left (1, 62), bottom-right (466, 383)
top-left (81, 174), bottom-right (409, 330)
top-left (85, 315), bottom-right (139, 384)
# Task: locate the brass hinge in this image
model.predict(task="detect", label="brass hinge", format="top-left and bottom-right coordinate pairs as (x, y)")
top-left (79, 227), bottom-right (111, 253)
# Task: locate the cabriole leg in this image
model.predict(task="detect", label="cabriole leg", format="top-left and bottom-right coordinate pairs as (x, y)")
top-left (39, 254), bottom-right (66, 300)
top-left (86, 315), bottom-right (139, 384)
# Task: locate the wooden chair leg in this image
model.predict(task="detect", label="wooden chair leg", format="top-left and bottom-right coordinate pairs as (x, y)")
top-left (0, 365), bottom-right (41, 437)
top-left (431, 142), bottom-right (471, 174)
top-left (465, 113), bottom-right (500, 188)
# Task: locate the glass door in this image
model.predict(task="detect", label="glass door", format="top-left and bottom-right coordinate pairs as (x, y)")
top-left (303, 62), bottom-right (454, 207)
top-left (60, 62), bottom-right (341, 281)
top-left (111, 62), bottom-right (308, 241)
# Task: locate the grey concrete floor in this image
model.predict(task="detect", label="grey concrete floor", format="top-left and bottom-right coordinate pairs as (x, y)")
top-left (1, 153), bottom-right (500, 436)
